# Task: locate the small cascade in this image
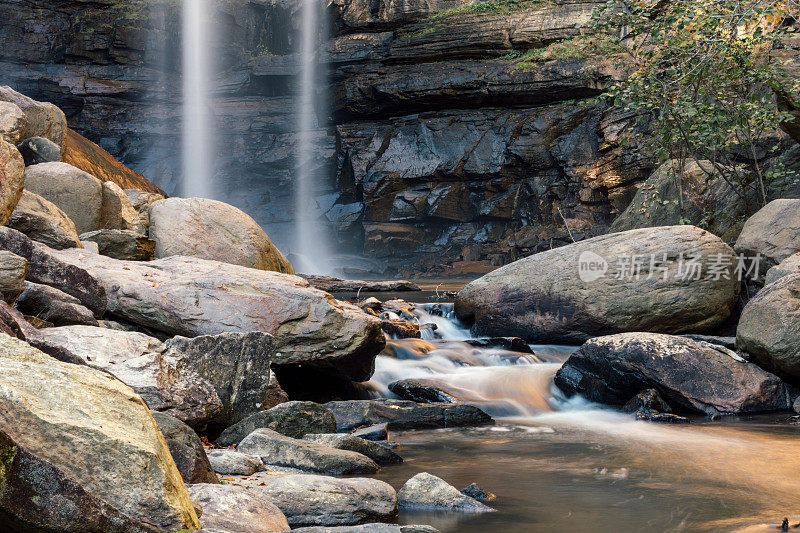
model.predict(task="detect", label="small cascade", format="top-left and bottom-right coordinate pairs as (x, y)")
top-left (294, 0), bottom-right (332, 274)
top-left (181, 0), bottom-right (214, 198)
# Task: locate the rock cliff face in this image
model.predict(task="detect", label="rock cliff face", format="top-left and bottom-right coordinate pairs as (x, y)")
top-left (0, 0), bottom-right (653, 275)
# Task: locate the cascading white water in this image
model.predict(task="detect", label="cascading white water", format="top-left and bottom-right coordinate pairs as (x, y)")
top-left (294, 0), bottom-right (332, 274)
top-left (181, 0), bottom-right (214, 198)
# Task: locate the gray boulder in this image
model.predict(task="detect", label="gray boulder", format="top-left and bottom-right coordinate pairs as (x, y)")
top-left (0, 86), bottom-right (66, 150)
top-left (216, 400), bottom-right (337, 446)
top-left (0, 139), bottom-right (24, 226)
top-left (247, 473), bottom-right (397, 527)
top-left (238, 428), bottom-right (380, 475)
top-left (100, 180), bottom-right (139, 231)
top-left (455, 226), bottom-right (740, 343)
top-left (149, 197), bottom-right (295, 273)
top-left (187, 483), bottom-right (290, 533)
top-left (554, 333), bottom-right (791, 415)
top-left (0, 334), bottom-right (200, 530)
top-left (7, 190), bottom-right (83, 249)
top-left (324, 399), bottom-right (494, 432)
top-left (351, 422), bottom-right (388, 441)
top-left (14, 281), bottom-right (98, 326)
top-left (398, 472), bottom-right (494, 513)
top-left (46, 249), bottom-right (385, 381)
top-left (152, 411), bottom-right (218, 485)
top-left (24, 162), bottom-right (103, 234)
top-left (206, 449), bottom-right (265, 476)
top-left (79, 229), bottom-right (155, 261)
top-left (124, 188), bottom-right (164, 234)
top-left (36, 325), bottom-right (223, 426)
top-left (734, 199), bottom-right (800, 280)
top-left (302, 433), bottom-right (403, 466)
top-left (0, 100), bottom-right (27, 144)
top-left (765, 252), bottom-right (800, 285)
top-left (0, 227), bottom-right (106, 315)
top-left (737, 273), bottom-right (800, 381)
top-left (0, 250), bottom-right (26, 303)
top-left (164, 332), bottom-right (276, 427)
top-left (292, 526), bottom-right (439, 533)
top-left (16, 136), bottom-right (60, 165)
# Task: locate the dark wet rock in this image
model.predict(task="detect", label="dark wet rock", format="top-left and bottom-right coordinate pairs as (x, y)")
top-left (0, 250), bottom-right (26, 303)
top-left (398, 472), bottom-right (494, 513)
top-left (186, 483), bottom-right (290, 533)
top-left (0, 426), bottom-right (164, 533)
top-left (633, 410), bottom-right (690, 424)
top-left (464, 337), bottom-right (534, 354)
top-left (15, 281), bottom-right (99, 326)
top-left (151, 411), bottom-right (218, 485)
top-left (461, 483), bottom-right (497, 503)
top-left (794, 397), bottom-right (800, 414)
top-left (79, 229), bottom-right (155, 261)
top-left (737, 273), bottom-right (800, 381)
top-left (0, 227), bottom-right (106, 315)
top-left (206, 449), bottom-right (265, 476)
top-left (246, 473), bottom-right (397, 527)
top-left (554, 333), bottom-right (792, 415)
top-left (216, 401), bottom-right (337, 446)
top-left (0, 335), bottom-right (200, 530)
top-left (303, 433), bottom-right (403, 466)
top-left (455, 226), bottom-right (740, 343)
top-left (292, 525), bottom-right (439, 533)
top-left (622, 389), bottom-right (673, 414)
top-left (680, 334), bottom-right (738, 351)
top-left (734, 199), bottom-right (800, 280)
top-left (16, 136), bottom-right (61, 166)
top-left (381, 318), bottom-right (421, 339)
top-left (388, 378), bottom-right (462, 403)
top-left (238, 428), bottom-right (380, 475)
top-left (324, 399), bottom-right (494, 432)
top-left (47, 249), bottom-right (385, 382)
top-left (164, 332), bottom-right (276, 427)
top-left (351, 422), bottom-right (388, 441)
top-left (299, 274), bottom-right (421, 292)
top-left (7, 190), bottom-right (82, 249)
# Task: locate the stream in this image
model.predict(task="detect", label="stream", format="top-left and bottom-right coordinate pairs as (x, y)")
top-left (357, 288), bottom-right (800, 533)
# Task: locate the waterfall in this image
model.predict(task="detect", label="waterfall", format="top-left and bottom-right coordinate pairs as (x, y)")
top-left (181, 0), bottom-right (214, 198)
top-left (294, 0), bottom-right (332, 274)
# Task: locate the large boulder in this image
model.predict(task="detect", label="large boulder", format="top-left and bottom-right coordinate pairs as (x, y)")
top-left (237, 428), bottom-right (380, 475)
top-left (0, 333), bottom-right (200, 530)
top-left (302, 433), bottom-right (403, 466)
top-left (0, 86), bottom-right (66, 150)
top-left (554, 333), bottom-right (792, 415)
top-left (0, 227), bottom-right (106, 315)
top-left (100, 180), bottom-right (139, 231)
top-left (246, 473), bottom-right (397, 527)
top-left (163, 332), bottom-right (276, 427)
top-left (610, 159), bottom-right (753, 243)
top-left (324, 399), bottom-right (494, 432)
top-left (14, 281), bottom-right (98, 326)
top-left (187, 483), bottom-right (290, 533)
top-left (0, 250), bottom-right (26, 303)
top-left (7, 190), bottom-right (83, 249)
top-left (216, 401), bottom-right (337, 447)
top-left (23, 162), bottom-right (103, 234)
top-left (455, 226), bottom-right (741, 343)
top-left (36, 325), bottom-right (223, 426)
top-left (152, 411), bottom-right (218, 485)
top-left (80, 229), bottom-right (155, 261)
top-left (0, 100), bottom-right (27, 144)
top-left (47, 250), bottom-right (385, 381)
top-left (737, 273), bottom-right (800, 381)
top-left (0, 139), bottom-right (24, 225)
top-left (206, 449), bottom-right (265, 476)
top-left (765, 253), bottom-right (800, 285)
top-left (398, 472), bottom-right (494, 513)
top-left (149, 197), bottom-right (295, 274)
top-left (734, 199), bottom-right (800, 280)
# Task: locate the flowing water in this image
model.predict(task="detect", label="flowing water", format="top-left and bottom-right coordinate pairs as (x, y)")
top-left (181, 0), bottom-right (214, 198)
top-left (365, 297), bottom-right (800, 532)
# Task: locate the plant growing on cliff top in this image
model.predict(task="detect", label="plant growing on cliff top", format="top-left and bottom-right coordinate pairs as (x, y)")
top-left (595, 0), bottom-right (800, 216)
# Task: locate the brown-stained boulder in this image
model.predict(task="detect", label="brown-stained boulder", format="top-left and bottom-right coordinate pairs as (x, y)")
top-left (0, 250), bottom-right (26, 303)
top-left (0, 139), bottom-right (24, 225)
top-left (0, 86), bottom-right (66, 150)
top-left (187, 483), bottom-right (290, 533)
top-left (0, 100), bottom-right (27, 144)
top-left (734, 199), bottom-right (800, 280)
top-left (7, 190), bottom-right (83, 249)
